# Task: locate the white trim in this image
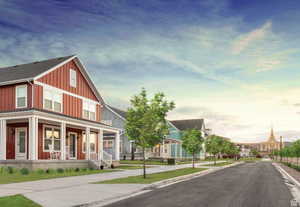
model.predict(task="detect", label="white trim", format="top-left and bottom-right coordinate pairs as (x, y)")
top-left (33, 56), bottom-right (76, 80)
top-left (105, 105), bottom-right (126, 121)
top-left (43, 124), bottom-right (61, 153)
top-left (0, 119), bottom-right (7, 160)
top-left (43, 88), bottom-right (63, 113)
top-left (15, 84), bottom-right (28, 109)
top-left (69, 68), bottom-right (77, 88)
top-left (28, 116), bottom-right (38, 160)
top-left (167, 120), bottom-right (180, 132)
top-left (68, 132), bottom-right (78, 160)
top-left (35, 81), bottom-right (99, 105)
top-left (15, 127), bottom-right (27, 160)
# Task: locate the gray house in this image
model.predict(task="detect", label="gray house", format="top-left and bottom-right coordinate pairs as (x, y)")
top-left (101, 105), bottom-right (142, 160)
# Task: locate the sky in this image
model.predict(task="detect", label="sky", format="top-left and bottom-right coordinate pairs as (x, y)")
top-left (0, 0), bottom-right (300, 142)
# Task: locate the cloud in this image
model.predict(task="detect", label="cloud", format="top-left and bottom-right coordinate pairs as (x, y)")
top-left (232, 21), bottom-right (272, 55)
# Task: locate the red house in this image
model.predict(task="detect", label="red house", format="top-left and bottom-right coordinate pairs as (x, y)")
top-left (0, 55), bottom-right (120, 169)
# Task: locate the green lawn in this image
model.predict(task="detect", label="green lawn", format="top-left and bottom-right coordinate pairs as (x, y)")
top-left (0, 195), bottom-right (41, 207)
top-left (0, 169), bottom-right (116, 184)
top-left (202, 161), bottom-right (233, 167)
top-left (120, 160), bottom-right (168, 165)
top-left (95, 167), bottom-right (207, 184)
top-left (116, 165), bottom-right (151, 170)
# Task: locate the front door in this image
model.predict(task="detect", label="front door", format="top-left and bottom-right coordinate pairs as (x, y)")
top-left (68, 132), bottom-right (77, 159)
top-left (15, 128), bottom-right (27, 160)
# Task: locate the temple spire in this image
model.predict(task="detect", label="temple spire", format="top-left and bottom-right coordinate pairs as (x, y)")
top-left (268, 126), bottom-right (276, 142)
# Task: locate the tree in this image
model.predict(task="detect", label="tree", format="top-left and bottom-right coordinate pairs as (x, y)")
top-left (125, 88), bottom-right (175, 178)
top-left (250, 148), bottom-right (259, 157)
top-left (205, 135), bottom-right (224, 165)
top-left (292, 141), bottom-right (300, 166)
top-left (222, 141), bottom-right (239, 160)
top-left (181, 129), bottom-right (204, 168)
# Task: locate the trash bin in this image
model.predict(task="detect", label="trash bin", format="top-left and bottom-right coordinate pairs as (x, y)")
top-left (167, 158), bottom-right (176, 165)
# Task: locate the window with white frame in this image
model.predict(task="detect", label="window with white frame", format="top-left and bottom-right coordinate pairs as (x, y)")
top-left (70, 69), bottom-right (77, 88)
top-left (83, 101), bottom-right (96, 121)
top-left (43, 89), bottom-right (62, 112)
top-left (16, 85), bottom-right (27, 108)
top-left (44, 126), bottom-right (61, 151)
top-left (82, 132), bottom-right (97, 153)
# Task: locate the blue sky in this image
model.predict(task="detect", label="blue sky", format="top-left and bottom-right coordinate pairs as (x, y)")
top-left (1, 0), bottom-right (300, 142)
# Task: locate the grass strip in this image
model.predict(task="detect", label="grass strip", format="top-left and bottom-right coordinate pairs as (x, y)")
top-left (0, 194), bottom-right (41, 207)
top-left (95, 167), bottom-right (207, 184)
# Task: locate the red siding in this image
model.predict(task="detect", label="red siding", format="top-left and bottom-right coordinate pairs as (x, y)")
top-left (37, 60), bottom-right (98, 101)
top-left (38, 123), bottom-right (49, 160)
top-left (33, 84), bottom-right (43, 109)
top-left (6, 123), bottom-right (29, 160)
top-left (63, 94), bottom-right (82, 119)
top-left (0, 83), bottom-right (32, 112)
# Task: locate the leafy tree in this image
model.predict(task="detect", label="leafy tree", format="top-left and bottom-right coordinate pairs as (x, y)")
top-left (181, 129), bottom-right (204, 168)
top-left (223, 141), bottom-right (240, 160)
top-left (205, 135), bottom-right (224, 165)
top-left (125, 88), bottom-right (175, 178)
top-left (250, 148), bottom-right (259, 157)
top-left (292, 141), bottom-right (300, 166)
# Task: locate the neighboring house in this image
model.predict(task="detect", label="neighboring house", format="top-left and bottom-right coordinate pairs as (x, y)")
top-left (0, 55), bottom-right (121, 169)
top-left (148, 119), bottom-right (209, 160)
top-left (101, 105), bottom-right (143, 160)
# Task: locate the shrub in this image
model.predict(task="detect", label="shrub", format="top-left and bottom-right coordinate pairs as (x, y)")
top-left (100, 165), bottom-right (104, 170)
top-left (75, 168), bottom-right (80, 172)
top-left (81, 168), bottom-right (87, 172)
top-left (57, 168), bottom-right (64, 173)
top-left (7, 166), bottom-right (14, 174)
top-left (89, 167), bottom-right (94, 171)
top-left (0, 167), bottom-right (5, 174)
top-left (20, 168), bottom-right (30, 175)
top-left (111, 164), bottom-right (114, 169)
top-left (36, 169), bottom-right (44, 174)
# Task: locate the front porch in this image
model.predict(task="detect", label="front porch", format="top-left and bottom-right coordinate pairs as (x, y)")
top-left (0, 111), bottom-right (121, 169)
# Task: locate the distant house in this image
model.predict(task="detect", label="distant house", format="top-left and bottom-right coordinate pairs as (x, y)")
top-left (0, 55), bottom-right (121, 169)
top-left (149, 119), bottom-right (209, 159)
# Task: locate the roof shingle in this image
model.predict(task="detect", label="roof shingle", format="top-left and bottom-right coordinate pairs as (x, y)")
top-left (170, 119), bottom-right (204, 131)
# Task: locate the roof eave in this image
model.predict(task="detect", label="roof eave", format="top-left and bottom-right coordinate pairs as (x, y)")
top-left (0, 78), bottom-right (33, 86)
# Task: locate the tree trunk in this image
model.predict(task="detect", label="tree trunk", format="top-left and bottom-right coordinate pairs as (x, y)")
top-left (192, 152), bottom-right (195, 168)
top-left (131, 144), bottom-right (135, 160)
top-left (143, 147), bottom-right (146, 179)
top-left (214, 155), bottom-right (217, 165)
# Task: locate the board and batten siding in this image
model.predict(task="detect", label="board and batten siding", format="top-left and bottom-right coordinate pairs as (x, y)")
top-left (0, 83), bottom-right (32, 112)
top-left (37, 60), bottom-right (98, 101)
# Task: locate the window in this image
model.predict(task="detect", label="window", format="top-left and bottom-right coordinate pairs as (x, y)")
top-left (83, 101), bottom-right (96, 121)
top-left (82, 132), bottom-right (97, 153)
top-left (43, 89), bottom-right (62, 112)
top-left (90, 133), bottom-right (96, 153)
top-left (16, 85), bottom-right (27, 108)
top-left (104, 140), bottom-right (113, 149)
top-left (70, 69), bottom-right (77, 88)
top-left (44, 126), bottom-right (61, 151)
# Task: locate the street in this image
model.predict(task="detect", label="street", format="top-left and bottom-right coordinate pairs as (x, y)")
top-left (104, 162), bottom-right (293, 207)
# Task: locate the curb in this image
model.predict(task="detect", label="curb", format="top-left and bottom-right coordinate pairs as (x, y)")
top-left (273, 162), bottom-right (300, 188)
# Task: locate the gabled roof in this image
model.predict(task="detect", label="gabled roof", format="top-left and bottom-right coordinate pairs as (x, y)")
top-left (0, 55), bottom-right (104, 103)
top-left (0, 55), bottom-right (74, 85)
top-left (105, 105), bottom-right (127, 120)
top-left (170, 119), bottom-right (204, 131)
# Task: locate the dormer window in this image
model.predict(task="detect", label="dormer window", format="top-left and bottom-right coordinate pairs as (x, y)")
top-left (16, 85), bottom-right (27, 108)
top-left (70, 69), bottom-right (77, 88)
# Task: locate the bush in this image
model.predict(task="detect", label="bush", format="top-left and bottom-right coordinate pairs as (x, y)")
top-left (100, 165), bottom-right (104, 170)
top-left (0, 167), bottom-right (5, 174)
top-left (20, 168), bottom-right (30, 175)
top-left (57, 168), bottom-right (64, 173)
top-left (36, 169), bottom-right (44, 174)
top-left (7, 166), bottom-right (14, 174)
top-left (111, 164), bottom-right (114, 169)
top-left (81, 168), bottom-right (87, 172)
top-left (75, 168), bottom-right (80, 172)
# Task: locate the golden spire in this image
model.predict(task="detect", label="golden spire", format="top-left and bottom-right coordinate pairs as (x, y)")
top-left (268, 126), bottom-right (276, 142)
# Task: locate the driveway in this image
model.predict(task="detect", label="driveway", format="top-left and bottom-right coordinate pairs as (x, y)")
top-left (103, 162), bottom-right (293, 207)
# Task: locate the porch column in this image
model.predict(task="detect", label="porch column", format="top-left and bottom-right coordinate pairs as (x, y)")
top-left (98, 129), bottom-right (103, 161)
top-left (61, 122), bottom-right (66, 160)
top-left (86, 127), bottom-right (90, 160)
top-left (0, 119), bottom-right (7, 160)
top-left (29, 116), bottom-right (38, 160)
top-left (115, 131), bottom-right (120, 161)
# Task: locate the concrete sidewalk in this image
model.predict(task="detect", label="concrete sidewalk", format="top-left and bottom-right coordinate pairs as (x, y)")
top-left (0, 161), bottom-right (226, 207)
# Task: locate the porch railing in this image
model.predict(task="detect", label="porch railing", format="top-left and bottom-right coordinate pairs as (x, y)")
top-left (102, 150), bottom-right (113, 166)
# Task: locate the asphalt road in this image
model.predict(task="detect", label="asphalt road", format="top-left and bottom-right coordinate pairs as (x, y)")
top-left (104, 162), bottom-right (293, 207)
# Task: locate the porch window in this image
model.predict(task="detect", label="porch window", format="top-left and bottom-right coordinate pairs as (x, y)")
top-left (44, 126), bottom-right (61, 151)
top-left (104, 140), bottom-right (113, 149)
top-left (83, 101), bottom-right (96, 121)
top-left (43, 89), bottom-right (62, 112)
top-left (82, 132), bottom-right (97, 153)
top-left (16, 85), bottom-right (27, 108)
top-left (90, 133), bottom-right (96, 153)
